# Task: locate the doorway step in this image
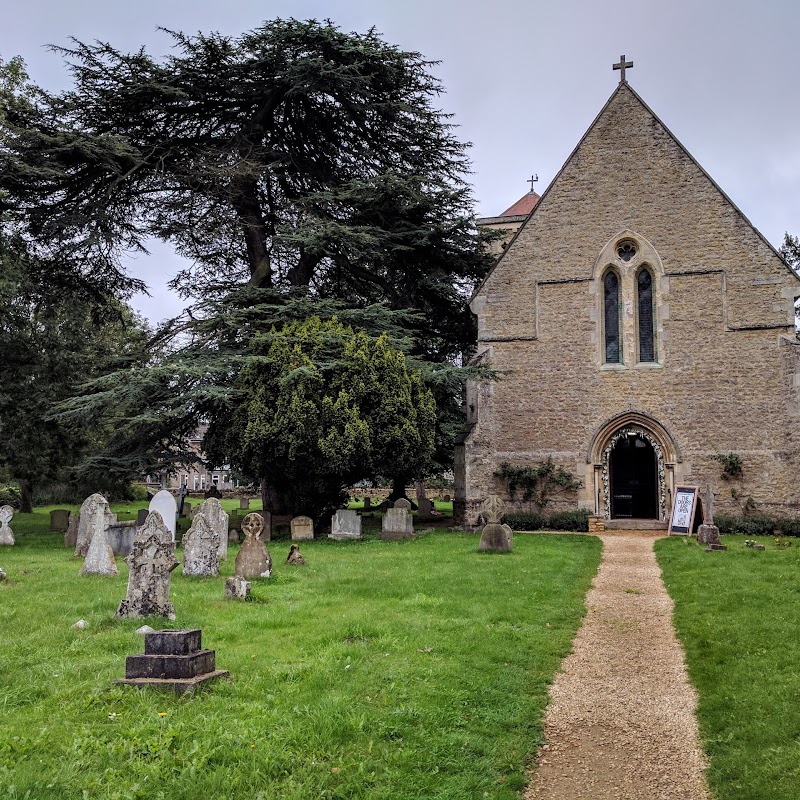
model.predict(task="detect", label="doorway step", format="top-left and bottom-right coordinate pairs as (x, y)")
top-left (604, 519), bottom-right (668, 531)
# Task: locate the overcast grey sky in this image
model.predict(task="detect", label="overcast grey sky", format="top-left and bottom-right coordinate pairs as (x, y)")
top-left (3, 0), bottom-right (799, 323)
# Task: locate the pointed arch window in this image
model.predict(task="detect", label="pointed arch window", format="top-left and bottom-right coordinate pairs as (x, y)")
top-left (637, 267), bottom-right (656, 362)
top-left (603, 269), bottom-right (622, 363)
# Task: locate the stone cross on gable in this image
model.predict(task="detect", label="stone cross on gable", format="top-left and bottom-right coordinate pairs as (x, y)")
top-left (528, 174), bottom-right (538, 192)
top-left (613, 55), bottom-right (633, 83)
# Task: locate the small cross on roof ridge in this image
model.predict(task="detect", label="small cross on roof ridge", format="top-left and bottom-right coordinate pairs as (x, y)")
top-left (613, 55), bottom-right (633, 84)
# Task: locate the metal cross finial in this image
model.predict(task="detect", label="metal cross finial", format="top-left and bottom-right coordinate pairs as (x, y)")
top-left (613, 55), bottom-right (633, 83)
top-left (528, 174), bottom-right (538, 193)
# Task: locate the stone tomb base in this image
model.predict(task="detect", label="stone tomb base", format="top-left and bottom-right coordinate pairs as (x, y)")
top-left (115, 629), bottom-right (229, 694)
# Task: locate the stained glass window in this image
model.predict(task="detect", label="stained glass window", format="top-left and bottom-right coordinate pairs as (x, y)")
top-left (604, 270), bottom-right (621, 363)
top-left (638, 268), bottom-right (655, 362)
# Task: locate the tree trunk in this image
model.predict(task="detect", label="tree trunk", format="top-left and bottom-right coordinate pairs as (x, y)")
top-left (19, 478), bottom-right (33, 514)
top-left (388, 475), bottom-right (417, 509)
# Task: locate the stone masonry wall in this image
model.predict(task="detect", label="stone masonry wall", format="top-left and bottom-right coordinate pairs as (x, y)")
top-left (460, 84), bottom-right (800, 526)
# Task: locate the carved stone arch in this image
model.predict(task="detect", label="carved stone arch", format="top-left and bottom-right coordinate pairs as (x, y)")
top-left (591, 229), bottom-right (665, 280)
top-left (586, 411), bottom-right (680, 521)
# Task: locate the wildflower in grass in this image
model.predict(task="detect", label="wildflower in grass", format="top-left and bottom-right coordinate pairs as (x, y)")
top-left (158, 712), bottom-right (168, 717)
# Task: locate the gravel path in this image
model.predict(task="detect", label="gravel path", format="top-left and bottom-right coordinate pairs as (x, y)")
top-left (524, 531), bottom-right (712, 800)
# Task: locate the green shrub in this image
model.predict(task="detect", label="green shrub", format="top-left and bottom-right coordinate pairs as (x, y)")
top-left (715, 513), bottom-right (775, 536)
top-left (546, 509), bottom-right (591, 532)
top-left (503, 511), bottom-right (546, 531)
top-left (0, 483), bottom-right (21, 507)
top-left (775, 517), bottom-right (800, 537)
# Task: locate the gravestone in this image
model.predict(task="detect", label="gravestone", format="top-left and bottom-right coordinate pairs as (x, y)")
top-left (75, 493), bottom-right (116, 557)
top-left (204, 485), bottom-right (222, 500)
top-left (182, 514), bottom-right (221, 577)
top-left (381, 502), bottom-right (414, 541)
top-left (149, 490), bottom-right (177, 543)
top-left (64, 513), bottom-right (79, 548)
top-left (478, 495), bottom-right (511, 552)
top-left (234, 513), bottom-right (272, 579)
top-left (115, 628), bottom-right (229, 694)
top-left (259, 509), bottom-right (272, 542)
top-left (291, 515), bottom-right (314, 541)
top-left (224, 576), bottom-right (251, 600)
top-left (198, 498), bottom-right (229, 562)
top-left (0, 506), bottom-right (14, 546)
top-left (502, 523), bottom-right (514, 548)
top-left (80, 498), bottom-right (119, 575)
top-left (108, 520), bottom-right (138, 556)
top-left (362, 496), bottom-right (371, 511)
top-left (182, 501), bottom-right (192, 517)
top-left (50, 509), bottom-right (70, 532)
top-left (239, 498), bottom-right (250, 510)
top-left (136, 508), bottom-right (149, 526)
top-left (697, 484), bottom-right (726, 550)
top-left (286, 544), bottom-right (306, 566)
top-left (228, 528), bottom-right (240, 544)
top-left (329, 509), bottom-right (362, 540)
top-left (116, 511), bottom-right (179, 619)
top-left (176, 484), bottom-right (188, 518)
top-left (417, 497), bottom-right (434, 520)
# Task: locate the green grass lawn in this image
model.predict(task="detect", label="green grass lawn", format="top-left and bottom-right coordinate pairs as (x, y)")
top-left (656, 535), bottom-right (800, 800)
top-left (0, 512), bottom-right (600, 800)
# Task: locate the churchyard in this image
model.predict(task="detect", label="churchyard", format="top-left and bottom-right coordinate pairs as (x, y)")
top-left (1, 505), bottom-right (600, 800)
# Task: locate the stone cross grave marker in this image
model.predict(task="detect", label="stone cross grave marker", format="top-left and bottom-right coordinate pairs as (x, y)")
top-left (182, 514), bottom-right (221, 577)
top-left (0, 505), bottom-right (15, 546)
top-left (116, 511), bottom-right (179, 620)
top-left (329, 509), bottom-right (362, 540)
top-left (234, 513), bottom-right (272, 579)
top-left (198, 497), bottom-right (229, 562)
top-left (149, 490), bottom-right (177, 543)
top-left (291, 515), bottom-right (314, 541)
top-left (479, 495), bottom-right (511, 552)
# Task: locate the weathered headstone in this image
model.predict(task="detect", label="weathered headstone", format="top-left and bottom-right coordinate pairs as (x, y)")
top-left (329, 509), bottom-right (362, 540)
top-left (149, 490), bottom-right (177, 543)
top-left (116, 511), bottom-right (179, 619)
top-left (228, 528), bottom-right (240, 544)
top-left (234, 513), bottom-right (272, 578)
top-left (290, 515), bottom-right (314, 541)
top-left (239, 498), bottom-right (250, 510)
top-left (114, 628), bottom-right (229, 693)
top-left (478, 495), bottom-right (511, 552)
top-left (136, 508), bottom-right (149, 526)
top-left (182, 501), bottom-right (192, 517)
top-left (182, 514), bottom-right (221, 577)
top-left (286, 543), bottom-right (306, 566)
top-left (49, 509), bottom-right (70, 532)
top-left (502, 523), bottom-right (514, 548)
top-left (198, 498), bottom-right (229, 562)
top-left (75, 493), bottom-right (116, 557)
top-left (259, 509), bottom-right (272, 542)
top-left (80, 497), bottom-right (119, 575)
top-left (224, 576), bottom-right (251, 600)
top-left (64, 512), bottom-right (79, 548)
top-left (362, 496), bottom-right (371, 511)
top-left (0, 506), bottom-right (15, 546)
top-left (417, 497), bottom-right (434, 520)
top-left (108, 520), bottom-right (138, 556)
top-left (381, 504), bottom-right (414, 540)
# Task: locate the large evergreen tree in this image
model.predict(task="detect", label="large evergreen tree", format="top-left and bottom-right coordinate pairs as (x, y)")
top-left (1, 22), bottom-right (493, 501)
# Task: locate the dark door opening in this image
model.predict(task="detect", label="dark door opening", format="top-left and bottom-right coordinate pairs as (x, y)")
top-left (610, 433), bottom-right (658, 519)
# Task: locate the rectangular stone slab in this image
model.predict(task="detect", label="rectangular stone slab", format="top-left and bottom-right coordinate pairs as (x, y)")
top-left (126, 649), bottom-right (216, 680)
top-left (145, 629), bottom-right (202, 656)
top-left (114, 669), bottom-right (230, 695)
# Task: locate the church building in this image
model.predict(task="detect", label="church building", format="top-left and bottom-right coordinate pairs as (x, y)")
top-left (455, 60), bottom-right (800, 527)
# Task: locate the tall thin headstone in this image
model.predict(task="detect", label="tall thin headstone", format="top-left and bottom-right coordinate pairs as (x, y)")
top-left (80, 496), bottom-right (119, 575)
top-left (64, 512), bottom-right (79, 548)
top-left (0, 506), bottom-right (15, 546)
top-left (75, 494), bottom-right (116, 557)
top-left (198, 497), bottom-right (229, 562)
top-left (116, 511), bottom-right (179, 619)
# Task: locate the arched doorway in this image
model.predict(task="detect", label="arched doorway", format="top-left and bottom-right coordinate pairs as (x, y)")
top-left (609, 431), bottom-right (658, 518)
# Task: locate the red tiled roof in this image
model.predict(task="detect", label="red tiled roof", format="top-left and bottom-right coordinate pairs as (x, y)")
top-left (499, 191), bottom-right (541, 217)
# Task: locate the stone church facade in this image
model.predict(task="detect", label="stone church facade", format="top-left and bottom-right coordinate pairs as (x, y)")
top-left (456, 79), bottom-right (800, 526)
